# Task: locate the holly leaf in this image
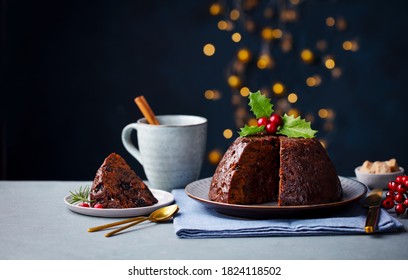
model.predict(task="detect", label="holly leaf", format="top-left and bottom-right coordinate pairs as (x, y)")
top-left (277, 114), bottom-right (318, 138)
top-left (248, 91), bottom-right (274, 119)
top-left (238, 125), bottom-right (265, 137)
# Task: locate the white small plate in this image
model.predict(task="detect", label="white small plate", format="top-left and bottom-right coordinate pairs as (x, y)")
top-left (64, 189), bottom-right (174, 218)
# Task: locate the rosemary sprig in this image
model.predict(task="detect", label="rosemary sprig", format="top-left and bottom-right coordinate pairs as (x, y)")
top-left (69, 185), bottom-right (93, 204)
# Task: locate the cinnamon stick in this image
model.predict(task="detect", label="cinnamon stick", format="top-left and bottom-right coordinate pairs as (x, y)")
top-left (134, 95), bottom-right (160, 125)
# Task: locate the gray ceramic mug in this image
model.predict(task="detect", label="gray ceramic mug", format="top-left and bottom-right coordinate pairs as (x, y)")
top-left (122, 115), bottom-right (207, 191)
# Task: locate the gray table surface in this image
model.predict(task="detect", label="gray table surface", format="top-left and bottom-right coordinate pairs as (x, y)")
top-left (1, 180), bottom-right (407, 260)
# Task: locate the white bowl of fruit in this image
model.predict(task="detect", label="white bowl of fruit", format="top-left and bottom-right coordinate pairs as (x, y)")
top-left (355, 159), bottom-right (404, 189)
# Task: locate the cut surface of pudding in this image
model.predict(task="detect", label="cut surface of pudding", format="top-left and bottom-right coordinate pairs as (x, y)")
top-left (278, 137), bottom-right (342, 206)
top-left (209, 135), bottom-right (280, 204)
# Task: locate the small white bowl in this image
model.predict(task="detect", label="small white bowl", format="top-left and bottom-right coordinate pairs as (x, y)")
top-left (355, 166), bottom-right (405, 189)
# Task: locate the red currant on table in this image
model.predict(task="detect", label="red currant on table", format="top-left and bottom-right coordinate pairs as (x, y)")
top-left (385, 191), bottom-right (395, 199)
top-left (269, 113), bottom-right (283, 127)
top-left (382, 177), bottom-right (408, 215)
top-left (382, 198), bottom-right (395, 209)
top-left (395, 203), bottom-right (406, 215)
top-left (388, 181), bottom-right (398, 191)
top-left (266, 122), bottom-right (278, 134)
top-left (79, 202), bottom-right (90, 207)
top-left (403, 177), bottom-right (408, 187)
top-left (396, 176), bottom-right (405, 184)
top-left (396, 184), bottom-right (406, 194)
top-left (257, 117), bottom-right (269, 127)
top-left (93, 203), bottom-right (103, 209)
top-left (394, 193), bottom-right (406, 203)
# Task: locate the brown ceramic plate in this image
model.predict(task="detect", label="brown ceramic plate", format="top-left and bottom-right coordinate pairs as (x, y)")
top-left (185, 176), bottom-right (367, 219)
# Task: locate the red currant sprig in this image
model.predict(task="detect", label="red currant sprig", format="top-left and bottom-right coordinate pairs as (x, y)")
top-left (78, 202), bottom-right (104, 209)
top-left (382, 175), bottom-right (408, 216)
top-left (257, 113), bottom-right (283, 135)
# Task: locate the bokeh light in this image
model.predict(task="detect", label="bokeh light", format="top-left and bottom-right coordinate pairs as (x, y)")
top-left (324, 58), bottom-right (336, 69)
top-left (228, 75), bottom-right (241, 88)
top-left (342, 40), bottom-right (353, 51)
top-left (287, 93), bottom-right (298, 103)
top-left (318, 108), bottom-right (329, 118)
top-left (223, 129), bottom-right (233, 139)
top-left (204, 89), bottom-right (221, 100)
top-left (248, 118), bottom-right (258, 126)
top-left (272, 82), bottom-right (285, 95)
top-left (203, 43), bottom-right (216, 56)
top-left (217, 20), bottom-right (228, 30)
top-left (240, 87), bottom-right (250, 97)
top-left (272, 28), bottom-right (282, 39)
top-left (237, 48), bottom-right (251, 63)
top-left (287, 108), bottom-right (300, 118)
top-left (306, 75), bottom-right (322, 87)
top-left (326, 17), bottom-right (335, 27)
top-left (232, 32), bottom-right (242, 42)
top-left (230, 9), bottom-right (240, 21)
top-left (209, 3), bottom-right (222, 16)
top-left (208, 149), bottom-right (222, 165)
top-left (257, 54), bottom-right (274, 69)
top-left (301, 49), bottom-right (314, 63)
top-left (331, 67), bottom-right (342, 78)
top-left (261, 27), bottom-right (274, 41)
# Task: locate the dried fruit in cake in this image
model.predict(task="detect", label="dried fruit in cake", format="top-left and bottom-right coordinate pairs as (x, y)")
top-left (90, 153), bottom-right (158, 208)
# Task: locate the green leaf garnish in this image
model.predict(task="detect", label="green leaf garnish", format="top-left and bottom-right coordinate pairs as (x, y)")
top-left (248, 90), bottom-right (274, 119)
top-left (69, 185), bottom-right (93, 204)
top-left (277, 114), bottom-right (318, 138)
top-left (238, 124), bottom-right (265, 137)
top-left (238, 90), bottom-right (318, 138)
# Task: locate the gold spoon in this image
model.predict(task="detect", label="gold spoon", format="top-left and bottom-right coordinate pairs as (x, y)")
top-left (87, 204), bottom-right (179, 233)
top-left (88, 216), bottom-right (145, 233)
top-left (103, 204), bottom-right (179, 237)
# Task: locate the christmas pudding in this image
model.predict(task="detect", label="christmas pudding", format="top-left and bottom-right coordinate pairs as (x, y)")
top-left (209, 91), bottom-right (342, 206)
top-left (90, 153), bottom-right (158, 208)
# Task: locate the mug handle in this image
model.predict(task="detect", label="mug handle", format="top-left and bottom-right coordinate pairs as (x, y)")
top-left (121, 123), bottom-right (143, 165)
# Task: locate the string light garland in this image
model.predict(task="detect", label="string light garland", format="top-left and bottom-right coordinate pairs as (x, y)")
top-left (204, 0), bottom-right (358, 165)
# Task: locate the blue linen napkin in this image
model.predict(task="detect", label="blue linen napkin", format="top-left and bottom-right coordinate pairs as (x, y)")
top-left (172, 189), bottom-right (403, 239)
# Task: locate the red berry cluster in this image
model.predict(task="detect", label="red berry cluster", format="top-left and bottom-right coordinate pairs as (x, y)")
top-left (382, 175), bottom-right (408, 216)
top-left (257, 113), bottom-right (283, 135)
top-left (79, 202), bottom-right (103, 208)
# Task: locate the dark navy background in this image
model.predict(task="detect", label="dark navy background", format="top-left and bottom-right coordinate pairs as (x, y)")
top-left (1, 0), bottom-right (408, 181)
